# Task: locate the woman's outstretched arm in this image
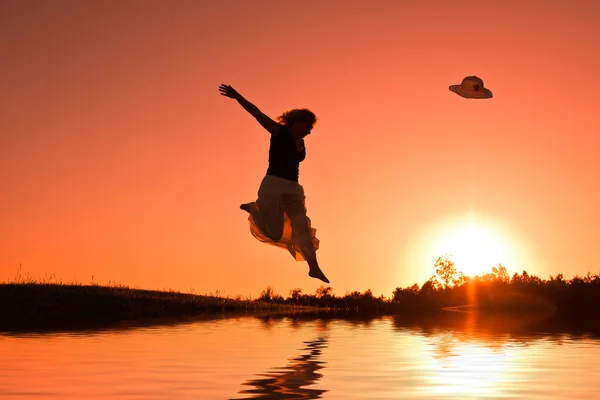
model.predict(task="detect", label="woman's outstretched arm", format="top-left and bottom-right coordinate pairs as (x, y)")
top-left (218, 84), bottom-right (281, 135)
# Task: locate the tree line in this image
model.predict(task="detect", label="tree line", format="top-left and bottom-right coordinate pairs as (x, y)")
top-left (255, 256), bottom-right (600, 316)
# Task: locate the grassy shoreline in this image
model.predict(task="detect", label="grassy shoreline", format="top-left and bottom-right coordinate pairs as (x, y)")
top-left (4, 275), bottom-right (599, 333)
top-left (0, 283), bottom-right (329, 332)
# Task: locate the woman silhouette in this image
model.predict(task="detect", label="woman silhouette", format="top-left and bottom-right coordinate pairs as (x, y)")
top-left (219, 84), bottom-right (329, 284)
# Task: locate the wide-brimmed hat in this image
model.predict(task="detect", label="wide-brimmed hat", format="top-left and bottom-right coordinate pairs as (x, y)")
top-left (449, 76), bottom-right (493, 99)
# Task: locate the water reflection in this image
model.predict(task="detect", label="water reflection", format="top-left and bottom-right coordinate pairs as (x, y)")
top-left (388, 310), bottom-right (600, 398)
top-left (232, 335), bottom-right (328, 399)
top-left (1, 311), bottom-right (600, 399)
top-left (255, 315), bottom-right (333, 332)
top-left (391, 309), bottom-right (600, 344)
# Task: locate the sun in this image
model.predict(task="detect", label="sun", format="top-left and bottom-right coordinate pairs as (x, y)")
top-left (399, 210), bottom-right (536, 286)
top-left (430, 221), bottom-right (514, 277)
top-left (406, 211), bottom-right (524, 279)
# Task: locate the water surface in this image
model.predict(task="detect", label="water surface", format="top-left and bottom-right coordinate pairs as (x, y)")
top-left (2, 312), bottom-right (599, 399)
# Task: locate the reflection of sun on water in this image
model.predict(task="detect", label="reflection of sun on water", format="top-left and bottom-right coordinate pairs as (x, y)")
top-left (424, 341), bottom-right (521, 397)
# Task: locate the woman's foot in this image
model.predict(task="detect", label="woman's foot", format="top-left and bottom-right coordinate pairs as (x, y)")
top-left (240, 203), bottom-right (258, 214)
top-left (309, 267), bottom-right (330, 284)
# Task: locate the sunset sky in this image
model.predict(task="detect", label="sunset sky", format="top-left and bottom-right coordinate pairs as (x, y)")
top-left (2, 0), bottom-right (599, 298)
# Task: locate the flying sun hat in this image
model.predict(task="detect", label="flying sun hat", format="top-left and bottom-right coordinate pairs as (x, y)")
top-left (449, 76), bottom-right (493, 99)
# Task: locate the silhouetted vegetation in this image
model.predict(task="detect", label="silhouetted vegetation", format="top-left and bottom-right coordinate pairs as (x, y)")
top-left (253, 261), bottom-right (600, 318)
top-left (0, 282), bottom-right (316, 332)
top-left (4, 260), bottom-right (600, 332)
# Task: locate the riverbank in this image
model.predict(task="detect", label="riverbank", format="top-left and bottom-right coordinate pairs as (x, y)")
top-left (3, 281), bottom-right (596, 333)
top-left (0, 283), bottom-right (323, 332)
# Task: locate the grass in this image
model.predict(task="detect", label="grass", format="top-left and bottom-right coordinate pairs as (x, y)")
top-left (5, 266), bottom-right (599, 333)
top-left (0, 280), bottom-right (324, 332)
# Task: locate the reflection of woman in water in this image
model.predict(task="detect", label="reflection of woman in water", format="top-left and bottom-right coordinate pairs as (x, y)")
top-left (219, 84), bottom-right (329, 284)
top-left (232, 336), bottom-right (328, 399)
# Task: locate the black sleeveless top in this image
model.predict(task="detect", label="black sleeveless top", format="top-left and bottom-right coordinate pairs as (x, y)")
top-left (266, 125), bottom-right (305, 182)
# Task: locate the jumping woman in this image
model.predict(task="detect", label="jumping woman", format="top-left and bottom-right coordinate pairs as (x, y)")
top-left (219, 84), bottom-right (330, 284)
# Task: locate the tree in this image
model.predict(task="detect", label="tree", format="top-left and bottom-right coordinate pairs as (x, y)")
top-left (315, 285), bottom-right (333, 299)
top-left (491, 264), bottom-right (510, 282)
top-left (434, 255), bottom-right (458, 288)
top-left (289, 288), bottom-right (303, 301)
top-left (362, 289), bottom-right (374, 299)
top-left (392, 287), bottom-right (402, 302)
top-left (392, 284), bottom-right (420, 303)
top-left (344, 290), bottom-right (362, 301)
top-left (421, 275), bottom-right (442, 294)
top-left (452, 271), bottom-right (467, 287)
top-left (258, 286), bottom-right (276, 302)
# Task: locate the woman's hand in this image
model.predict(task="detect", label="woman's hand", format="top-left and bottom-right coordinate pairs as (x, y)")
top-left (218, 84), bottom-right (280, 135)
top-left (218, 84), bottom-right (240, 99)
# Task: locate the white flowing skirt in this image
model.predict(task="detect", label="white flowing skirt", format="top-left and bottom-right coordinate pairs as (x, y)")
top-left (245, 175), bottom-right (319, 262)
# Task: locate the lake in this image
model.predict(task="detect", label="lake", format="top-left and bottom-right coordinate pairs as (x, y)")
top-left (1, 311), bottom-right (599, 399)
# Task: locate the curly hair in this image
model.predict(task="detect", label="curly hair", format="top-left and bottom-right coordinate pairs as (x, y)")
top-left (275, 108), bottom-right (318, 127)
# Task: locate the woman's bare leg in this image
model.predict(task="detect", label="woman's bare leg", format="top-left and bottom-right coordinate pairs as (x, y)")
top-left (306, 256), bottom-right (330, 284)
top-left (286, 199), bottom-right (329, 284)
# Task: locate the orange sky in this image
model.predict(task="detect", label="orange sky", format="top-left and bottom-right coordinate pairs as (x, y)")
top-left (2, 0), bottom-right (599, 298)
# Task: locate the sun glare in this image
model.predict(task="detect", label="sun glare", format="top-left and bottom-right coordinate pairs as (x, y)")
top-left (404, 211), bottom-right (530, 281)
top-left (424, 341), bottom-right (522, 397)
top-left (431, 220), bottom-right (514, 276)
